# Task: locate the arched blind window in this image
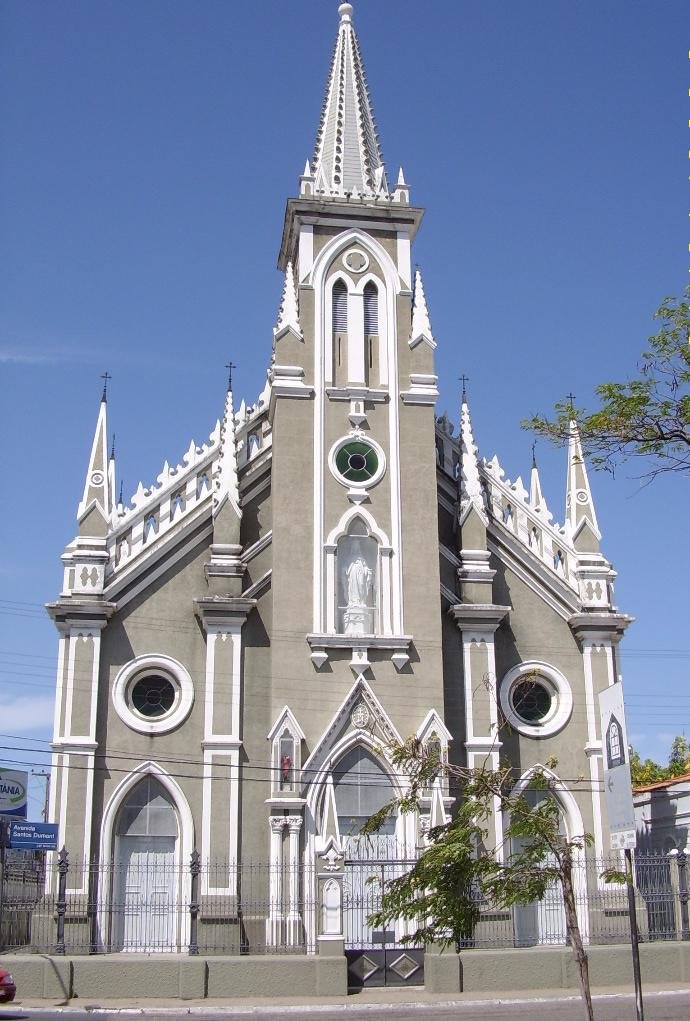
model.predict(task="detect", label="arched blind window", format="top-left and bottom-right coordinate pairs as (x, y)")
top-left (332, 281), bottom-right (348, 333)
top-left (363, 283), bottom-right (378, 335)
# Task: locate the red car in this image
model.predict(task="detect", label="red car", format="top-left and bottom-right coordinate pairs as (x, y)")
top-left (0, 969), bottom-right (16, 1003)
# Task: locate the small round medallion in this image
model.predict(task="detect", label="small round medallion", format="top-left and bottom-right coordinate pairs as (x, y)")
top-left (91, 471), bottom-right (105, 486)
top-left (344, 248), bottom-right (369, 274)
top-left (351, 703), bottom-right (370, 729)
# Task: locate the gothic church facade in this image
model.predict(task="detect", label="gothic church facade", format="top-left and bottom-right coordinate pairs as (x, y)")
top-left (48, 2), bottom-right (631, 956)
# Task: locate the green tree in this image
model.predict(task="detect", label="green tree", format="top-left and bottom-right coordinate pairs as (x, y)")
top-left (362, 740), bottom-right (601, 1021)
top-left (524, 286), bottom-right (690, 479)
top-left (629, 735), bottom-right (690, 786)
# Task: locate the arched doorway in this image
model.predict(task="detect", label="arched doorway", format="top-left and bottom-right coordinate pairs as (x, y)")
top-left (332, 746), bottom-right (423, 988)
top-left (512, 786), bottom-right (567, 947)
top-left (112, 776), bottom-right (180, 951)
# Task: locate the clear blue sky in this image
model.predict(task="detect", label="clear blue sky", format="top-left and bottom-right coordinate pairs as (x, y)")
top-left (1, 0), bottom-right (688, 815)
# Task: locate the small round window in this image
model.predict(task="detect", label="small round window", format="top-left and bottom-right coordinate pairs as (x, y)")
top-left (130, 675), bottom-right (177, 718)
top-left (113, 655), bottom-right (194, 735)
top-left (332, 440), bottom-right (383, 487)
top-left (499, 661), bottom-right (572, 739)
top-left (511, 679), bottom-right (552, 724)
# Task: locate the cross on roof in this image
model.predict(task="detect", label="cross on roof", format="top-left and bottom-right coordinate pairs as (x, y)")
top-left (225, 362), bottom-right (237, 392)
top-left (565, 392), bottom-right (576, 415)
top-left (459, 374), bottom-right (469, 402)
top-left (100, 371), bottom-right (112, 401)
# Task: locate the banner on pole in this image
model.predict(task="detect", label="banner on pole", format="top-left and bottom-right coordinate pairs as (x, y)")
top-left (599, 682), bottom-right (636, 850)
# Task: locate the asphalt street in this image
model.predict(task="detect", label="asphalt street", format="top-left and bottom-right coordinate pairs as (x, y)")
top-left (2, 990), bottom-right (690, 1021)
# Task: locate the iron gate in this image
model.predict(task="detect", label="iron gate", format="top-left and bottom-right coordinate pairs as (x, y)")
top-left (343, 856), bottom-right (424, 988)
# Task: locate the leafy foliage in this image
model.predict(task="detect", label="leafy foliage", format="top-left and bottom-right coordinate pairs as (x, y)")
top-left (630, 735), bottom-right (690, 786)
top-left (524, 286), bottom-right (690, 479)
top-left (362, 740), bottom-right (602, 1018)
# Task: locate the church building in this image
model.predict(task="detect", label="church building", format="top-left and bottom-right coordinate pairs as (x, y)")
top-left (47, 1), bottom-right (631, 978)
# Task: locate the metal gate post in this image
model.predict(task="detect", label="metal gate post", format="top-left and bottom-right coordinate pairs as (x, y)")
top-left (55, 847), bottom-right (69, 955)
top-left (189, 848), bottom-right (200, 956)
top-left (677, 851), bottom-right (689, 941)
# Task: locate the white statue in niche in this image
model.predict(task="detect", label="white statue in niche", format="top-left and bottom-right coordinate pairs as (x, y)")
top-left (344, 554), bottom-right (373, 635)
top-left (346, 556), bottom-right (372, 607)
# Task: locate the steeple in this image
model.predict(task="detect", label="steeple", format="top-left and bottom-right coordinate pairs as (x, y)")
top-left (274, 261), bottom-right (303, 343)
top-left (529, 443), bottom-right (548, 516)
top-left (213, 376), bottom-right (242, 542)
top-left (458, 395), bottom-right (483, 513)
top-left (565, 419), bottom-right (600, 549)
top-left (410, 268), bottom-right (436, 350)
top-left (77, 390), bottom-right (111, 538)
top-left (311, 3), bottom-right (387, 198)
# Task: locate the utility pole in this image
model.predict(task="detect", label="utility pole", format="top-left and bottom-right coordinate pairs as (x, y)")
top-left (32, 771), bottom-right (50, 822)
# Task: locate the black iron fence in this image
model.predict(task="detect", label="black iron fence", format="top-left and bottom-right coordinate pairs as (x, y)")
top-left (0, 848), bottom-right (688, 956)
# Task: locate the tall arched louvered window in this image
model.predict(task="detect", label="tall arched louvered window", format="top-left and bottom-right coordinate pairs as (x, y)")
top-left (363, 283), bottom-right (378, 335)
top-left (332, 281), bottom-right (348, 333)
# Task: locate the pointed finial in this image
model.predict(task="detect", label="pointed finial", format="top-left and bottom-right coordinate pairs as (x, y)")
top-left (110, 434), bottom-right (116, 461)
top-left (100, 371), bottom-right (112, 402)
top-left (459, 374), bottom-right (469, 404)
top-left (531, 440), bottom-right (537, 469)
top-left (397, 166), bottom-right (406, 185)
top-left (339, 2), bottom-right (353, 22)
top-left (118, 480), bottom-right (124, 506)
top-left (225, 362), bottom-right (236, 393)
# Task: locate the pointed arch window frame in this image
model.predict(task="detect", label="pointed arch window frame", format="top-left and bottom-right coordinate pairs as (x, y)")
top-left (323, 266), bottom-right (389, 388)
top-left (267, 707), bottom-right (305, 798)
top-left (323, 506), bottom-right (393, 637)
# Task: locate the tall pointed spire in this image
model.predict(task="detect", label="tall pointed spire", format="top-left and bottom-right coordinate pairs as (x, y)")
top-left (410, 268), bottom-right (436, 349)
top-left (529, 443), bottom-right (548, 515)
top-left (565, 419), bottom-right (600, 545)
top-left (107, 434), bottom-right (116, 523)
top-left (274, 262), bottom-right (303, 342)
top-left (459, 392), bottom-right (483, 511)
top-left (77, 390), bottom-right (111, 537)
top-left (213, 377), bottom-right (241, 537)
top-left (311, 3), bottom-right (387, 197)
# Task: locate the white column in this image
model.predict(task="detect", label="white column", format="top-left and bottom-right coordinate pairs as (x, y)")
top-left (286, 816), bottom-right (303, 946)
top-left (266, 817), bottom-right (286, 947)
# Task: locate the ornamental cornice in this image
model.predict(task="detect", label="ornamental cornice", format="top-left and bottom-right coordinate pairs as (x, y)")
top-left (568, 612), bottom-right (634, 646)
top-left (194, 595), bottom-right (257, 631)
top-left (448, 603), bottom-right (510, 634)
top-left (46, 598), bottom-right (117, 630)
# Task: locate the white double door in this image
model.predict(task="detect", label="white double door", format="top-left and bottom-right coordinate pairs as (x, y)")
top-left (114, 835), bottom-right (178, 951)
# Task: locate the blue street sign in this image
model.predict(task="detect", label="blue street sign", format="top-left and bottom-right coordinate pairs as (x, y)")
top-left (9, 821), bottom-right (58, 850)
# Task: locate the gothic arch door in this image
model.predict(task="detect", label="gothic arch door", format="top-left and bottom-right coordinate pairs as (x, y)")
top-left (512, 788), bottom-right (567, 947)
top-left (112, 776), bottom-right (180, 952)
top-left (333, 747), bottom-right (423, 988)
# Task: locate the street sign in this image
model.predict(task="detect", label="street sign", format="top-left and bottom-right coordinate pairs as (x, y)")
top-left (9, 821), bottom-right (58, 851)
top-left (0, 769), bottom-right (28, 818)
top-left (599, 682), bottom-right (636, 850)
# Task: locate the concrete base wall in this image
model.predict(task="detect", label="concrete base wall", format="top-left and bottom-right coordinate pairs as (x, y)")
top-left (425, 942), bottom-right (690, 994)
top-left (4, 943), bottom-right (690, 1001)
top-left (3, 953), bottom-right (348, 1002)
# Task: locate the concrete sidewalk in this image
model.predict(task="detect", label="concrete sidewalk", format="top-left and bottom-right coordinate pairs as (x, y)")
top-left (7, 981), bottom-right (690, 1014)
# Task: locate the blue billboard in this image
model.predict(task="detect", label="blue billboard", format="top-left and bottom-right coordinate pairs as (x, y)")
top-left (0, 769), bottom-right (28, 818)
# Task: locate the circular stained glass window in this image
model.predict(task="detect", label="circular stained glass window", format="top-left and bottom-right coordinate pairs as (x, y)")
top-left (131, 675), bottom-right (177, 718)
top-left (511, 679), bottom-right (552, 724)
top-left (335, 441), bottom-right (379, 484)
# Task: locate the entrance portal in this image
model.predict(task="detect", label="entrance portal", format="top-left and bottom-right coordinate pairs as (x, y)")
top-left (112, 776), bottom-right (180, 951)
top-left (333, 746), bottom-right (424, 988)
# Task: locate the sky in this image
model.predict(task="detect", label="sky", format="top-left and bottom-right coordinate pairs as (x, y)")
top-left (1, 0), bottom-right (688, 817)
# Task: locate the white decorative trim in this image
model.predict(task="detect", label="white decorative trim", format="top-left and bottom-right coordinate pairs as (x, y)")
top-left (112, 654), bottom-right (194, 735)
top-left (243, 530), bottom-right (272, 562)
top-left (499, 660), bottom-right (573, 738)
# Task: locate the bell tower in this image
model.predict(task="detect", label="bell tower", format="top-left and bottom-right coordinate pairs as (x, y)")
top-left (271, 2), bottom-right (442, 691)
